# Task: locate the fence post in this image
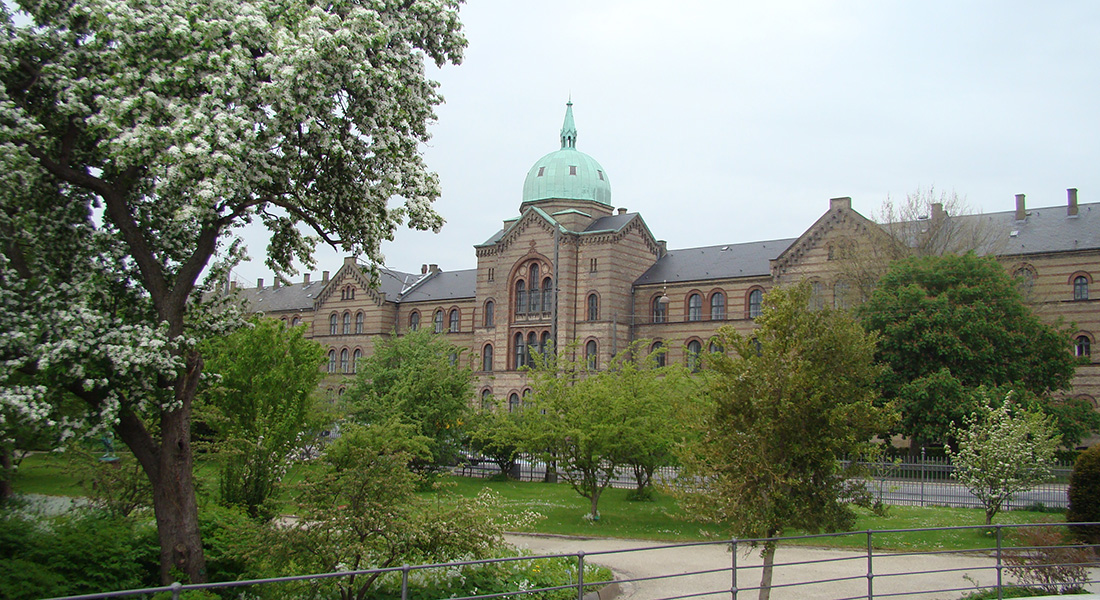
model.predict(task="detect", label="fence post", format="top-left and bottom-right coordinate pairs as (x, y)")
top-left (866, 530), bottom-right (874, 600)
top-left (995, 526), bottom-right (1003, 600)
top-left (170, 582), bottom-right (182, 600)
top-left (731, 539), bottom-right (738, 600)
top-left (577, 551), bottom-right (585, 600)
top-left (920, 446), bottom-right (926, 507)
top-left (401, 565), bottom-right (410, 600)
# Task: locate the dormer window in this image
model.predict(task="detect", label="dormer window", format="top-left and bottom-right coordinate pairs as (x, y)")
top-left (537, 166), bottom-right (545, 177)
top-left (597, 170), bottom-right (604, 181)
top-left (569, 165), bottom-right (577, 176)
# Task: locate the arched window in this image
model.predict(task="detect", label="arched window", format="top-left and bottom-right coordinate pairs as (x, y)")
top-left (342, 312), bottom-right (351, 334)
top-left (651, 341), bottom-right (665, 368)
top-left (652, 296), bottom-right (667, 323)
top-left (809, 281), bottom-right (824, 311)
top-left (327, 350), bottom-right (336, 373)
top-left (710, 292), bottom-right (726, 320)
top-left (508, 392), bottom-right (520, 412)
top-left (542, 277), bottom-right (553, 312)
top-left (329, 314), bottom-right (338, 335)
top-left (529, 265), bottom-right (542, 313)
top-left (480, 389), bottom-right (493, 410)
top-left (834, 281), bottom-right (852, 310)
top-left (291, 316), bottom-right (300, 327)
top-left (409, 311), bottom-right (420, 331)
top-left (515, 280), bottom-right (527, 315)
top-left (585, 339), bottom-right (598, 370)
top-left (527, 332), bottom-right (538, 366)
top-left (1076, 335), bottom-right (1092, 358)
top-left (587, 293), bottom-right (599, 321)
top-left (1015, 266), bottom-right (1037, 296)
top-left (355, 311), bottom-right (364, 334)
top-left (433, 309), bottom-right (444, 333)
top-left (484, 300), bottom-right (494, 327)
top-left (686, 340), bottom-right (702, 372)
top-left (449, 308), bottom-right (460, 333)
top-left (353, 349), bottom-right (362, 373)
top-left (540, 331), bottom-right (552, 358)
top-left (709, 339), bottom-right (723, 354)
top-left (1074, 276), bottom-right (1089, 301)
top-left (483, 344), bottom-right (493, 372)
top-left (448, 351), bottom-right (458, 366)
top-left (748, 289), bottom-right (763, 319)
top-left (514, 333), bottom-right (525, 370)
top-left (687, 293), bottom-right (702, 322)
top-left (340, 349), bottom-right (349, 373)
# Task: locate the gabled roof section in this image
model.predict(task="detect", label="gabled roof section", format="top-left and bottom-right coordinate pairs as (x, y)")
top-left (771, 197), bottom-right (882, 276)
top-left (636, 238), bottom-right (797, 285)
top-left (583, 212), bottom-right (635, 233)
top-left (475, 206), bottom-right (564, 250)
top-left (398, 269), bottom-right (478, 303)
top-left (234, 280), bottom-right (323, 313)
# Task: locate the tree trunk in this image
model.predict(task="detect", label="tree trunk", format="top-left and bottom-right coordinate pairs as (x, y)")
top-left (0, 447), bottom-right (12, 503)
top-left (589, 490), bottom-right (601, 520)
top-left (116, 351), bottom-right (208, 584)
top-left (757, 539), bottom-right (778, 600)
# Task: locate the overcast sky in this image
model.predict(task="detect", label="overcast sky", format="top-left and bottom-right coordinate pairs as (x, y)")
top-left (233, 0), bottom-right (1100, 284)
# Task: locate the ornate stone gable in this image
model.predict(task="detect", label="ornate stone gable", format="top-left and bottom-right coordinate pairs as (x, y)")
top-left (771, 197), bottom-right (881, 278)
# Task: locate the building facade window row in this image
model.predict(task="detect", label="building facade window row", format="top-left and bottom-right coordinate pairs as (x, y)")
top-left (513, 330), bottom-right (551, 369)
top-left (515, 262), bottom-right (553, 316)
top-left (651, 288), bottom-right (764, 323)
top-left (328, 311), bottom-right (366, 335)
top-left (326, 347), bottom-right (363, 374)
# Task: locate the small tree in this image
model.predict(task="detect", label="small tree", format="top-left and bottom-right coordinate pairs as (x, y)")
top-left (467, 399), bottom-right (525, 478)
top-left (946, 389), bottom-right (1061, 525)
top-left (198, 317), bottom-right (326, 520)
top-left (345, 329), bottom-right (472, 473)
top-left (673, 283), bottom-right (894, 600)
top-left (274, 421), bottom-right (508, 600)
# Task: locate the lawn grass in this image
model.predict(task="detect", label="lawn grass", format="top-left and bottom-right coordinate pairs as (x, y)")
top-left (12, 455), bottom-right (1066, 553)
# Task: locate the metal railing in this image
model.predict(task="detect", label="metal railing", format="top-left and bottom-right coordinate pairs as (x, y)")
top-left (46, 522), bottom-right (1100, 600)
top-left (456, 454), bottom-right (1076, 510)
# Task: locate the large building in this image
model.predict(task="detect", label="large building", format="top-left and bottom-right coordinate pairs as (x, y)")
top-left (235, 102), bottom-right (1100, 415)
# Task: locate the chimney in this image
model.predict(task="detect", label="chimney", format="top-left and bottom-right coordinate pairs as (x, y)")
top-left (1068, 188), bottom-right (1079, 216)
top-left (422, 264), bottom-right (428, 275)
top-left (931, 202), bottom-right (945, 223)
top-left (429, 264), bottom-right (440, 273)
top-left (229, 281), bottom-right (237, 292)
top-left (257, 278), bottom-right (264, 289)
top-left (617, 207), bottom-right (627, 215)
top-left (1015, 194), bottom-right (1026, 221)
top-left (830, 196), bottom-right (852, 210)
top-left (322, 270), bottom-right (329, 283)
top-left (303, 273), bottom-right (310, 284)
top-left (657, 240), bottom-right (667, 257)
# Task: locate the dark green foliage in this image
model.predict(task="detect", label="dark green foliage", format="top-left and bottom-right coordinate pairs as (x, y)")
top-left (0, 510), bottom-right (159, 599)
top-left (1066, 445), bottom-right (1100, 543)
top-left (858, 254), bottom-right (1081, 445)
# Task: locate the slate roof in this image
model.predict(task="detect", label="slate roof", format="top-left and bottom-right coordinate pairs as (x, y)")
top-left (233, 266), bottom-right (417, 313)
top-left (584, 213), bottom-right (635, 233)
top-left (635, 238), bottom-right (798, 286)
top-left (398, 269), bottom-right (478, 303)
top-left (956, 202), bottom-right (1100, 256)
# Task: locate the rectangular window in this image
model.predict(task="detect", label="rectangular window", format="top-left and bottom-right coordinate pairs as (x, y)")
top-left (569, 165), bottom-right (577, 175)
top-left (487, 268), bottom-right (494, 282)
top-left (590, 258), bottom-right (597, 272)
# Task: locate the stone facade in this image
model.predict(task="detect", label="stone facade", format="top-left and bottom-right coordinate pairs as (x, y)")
top-left (234, 106), bottom-right (1100, 420)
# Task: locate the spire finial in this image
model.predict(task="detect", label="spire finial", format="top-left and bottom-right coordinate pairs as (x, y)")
top-left (560, 99), bottom-right (577, 149)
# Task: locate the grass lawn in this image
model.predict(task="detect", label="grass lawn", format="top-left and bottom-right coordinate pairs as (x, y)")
top-left (12, 454), bottom-right (1066, 553)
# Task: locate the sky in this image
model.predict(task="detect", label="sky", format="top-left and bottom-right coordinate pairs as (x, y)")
top-left (233, 0), bottom-right (1100, 285)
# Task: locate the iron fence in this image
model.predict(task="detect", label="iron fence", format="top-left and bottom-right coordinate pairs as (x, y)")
top-left (45, 522), bottom-right (1100, 600)
top-left (456, 454), bottom-right (1075, 510)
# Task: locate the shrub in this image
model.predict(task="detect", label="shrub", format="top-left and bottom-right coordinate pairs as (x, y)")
top-left (1004, 525), bottom-right (1090, 596)
top-left (1066, 444), bottom-right (1100, 543)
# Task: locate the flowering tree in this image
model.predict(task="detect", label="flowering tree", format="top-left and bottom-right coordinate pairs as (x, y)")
top-left (947, 390), bottom-right (1061, 525)
top-left (0, 0), bottom-right (464, 583)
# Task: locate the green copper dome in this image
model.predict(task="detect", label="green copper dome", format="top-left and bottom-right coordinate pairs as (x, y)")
top-left (521, 101), bottom-right (612, 206)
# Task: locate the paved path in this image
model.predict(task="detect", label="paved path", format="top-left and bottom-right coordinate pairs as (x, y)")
top-left (505, 534), bottom-right (1099, 600)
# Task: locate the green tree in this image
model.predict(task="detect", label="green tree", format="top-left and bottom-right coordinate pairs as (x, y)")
top-left (946, 389), bottom-right (1061, 525)
top-left (0, 0), bottom-right (464, 581)
top-left (346, 329), bottom-right (472, 472)
top-left (674, 283), bottom-right (894, 600)
top-left (857, 253), bottom-right (1079, 447)
top-left (198, 317), bottom-right (326, 520)
top-left (274, 422), bottom-right (508, 600)
top-left (467, 398), bottom-right (525, 478)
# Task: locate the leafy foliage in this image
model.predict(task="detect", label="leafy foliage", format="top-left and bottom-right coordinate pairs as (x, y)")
top-left (1066, 444), bottom-right (1100, 544)
top-left (198, 317), bottom-right (326, 520)
top-left (467, 398), bottom-right (525, 477)
top-left (945, 390), bottom-right (1061, 525)
top-left (857, 253), bottom-right (1079, 446)
top-left (674, 282), bottom-right (895, 600)
top-left (1, 0), bottom-right (465, 582)
top-left (64, 446), bottom-right (153, 518)
top-left (346, 329), bottom-right (473, 472)
top-left (1004, 525), bottom-right (1091, 596)
top-left (274, 422), bottom-right (514, 600)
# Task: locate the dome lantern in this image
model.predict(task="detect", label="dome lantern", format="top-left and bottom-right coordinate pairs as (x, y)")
top-left (521, 101), bottom-right (611, 206)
